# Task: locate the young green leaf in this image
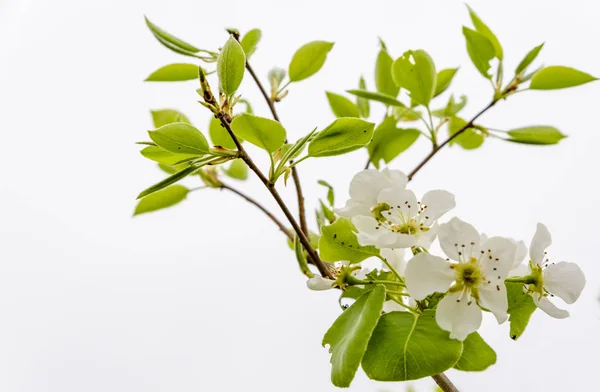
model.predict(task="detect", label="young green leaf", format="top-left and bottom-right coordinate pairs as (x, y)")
top-left (209, 116), bottom-right (238, 149)
top-left (462, 27), bottom-right (495, 79)
top-left (317, 179), bottom-right (335, 206)
top-left (392, 50), bottom-right (437, 106)
top-left (288, 41), bottom-right (334, 82)
top-left (326, 92), bottom-right (360, 118)
top-left (434, 68), bottom-right (459, 97)
top-left (144, 16), bottom-right (201, 56)
top-left (393, 106), bottom-right (422, 122)
top-left (148, 122), bottom-right (210, 155)
top-left (432, 94), bottom-right (468, 118)
top-left (308, 118), bottom-right (375, 157)
top-left (375, 48), bottom-right (399, 97)
top-left (323, 286), bottom-right (386, 388)
top-left (346, 89), bottom-right (406, 107)
top-left (145, 63), bottom-right (198, 82)
top-left (151, 109), bottom-right (191, 128)
top-left (134, 185), bottom-right (189, 216)
top-left (515, 43), bottom-right (544, 75)
top-left (240, 28), bottom-right (262, 58)
top-left (222, 159), bottom-right (248, 180)
top-left (356, 76), bottom-right (370, 118)
top-left (506, 282), bottom-right (537, 340)
top-left (231, 113), bottom-right (286, 152)
top-left (217, 36), bottom-right (246, 95)
top-left (137, 165), bottom-right (198, 199)
top-left (529, 66), bottom-right (598, 90)
top-left (506, 126), bottom-right (566, 145)
top-left (140, 146), bottom-right (198, 165)
top-left (453, 332), bottom-right (497, 371)
top-left (319, 217), bottom-right (380, 263)
top-left (448, 116), bottom-right (484, 150)
top-left (362, 310), bottom-right (463, 381)
top-left (466, 5), bottom-right (503, 60)
top-left (368, 117), bottom-right (420, 168)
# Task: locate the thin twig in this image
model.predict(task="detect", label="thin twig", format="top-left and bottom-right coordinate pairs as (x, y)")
top-left (220, 182), bottom-right (292, 240)
top-left (244, 55), bottom-right (309, 237)
top-left (407, 99), bottom-right (498, 181)
top-left (217, 116), bottom-right (333, 279)
top-left (432, 373), bottom-right (460, 392)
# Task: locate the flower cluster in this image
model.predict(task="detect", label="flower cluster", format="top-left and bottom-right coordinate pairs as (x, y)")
top-left (309, 169), bottom-right (586, 341)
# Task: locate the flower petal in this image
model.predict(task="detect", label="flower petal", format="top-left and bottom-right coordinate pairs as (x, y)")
top-left (380, 248), bottom-right (406, 275)
top-left (508, 263), bottom-right (530, 277)
top-left (381, 168), bottom-right (408, 189)
top-left (335, 200), bottom-right (371, 218)
top-left (478, 284), bottom-right (508, 324)
top-left (415, 222), bottom-right (438, 248)
top-left (479, 236), bottom-right (516, 278)
top-left (378, 187), bottom-right (418, 222)
top-left (543, 261), bottom-right (586, 304)
top-left (438, 217), bottom-right (481, 261)
top-left (383, 300), bottom-right (407, 313)
top-left (404, 253), bottom-right (455, 300)
top-left (352, 215), bottom-right (398, 248)
top-left (419, 190), bottom-right (456, 226)
top-left (306, 275), bottom-right (334, 291)
top-left (530, 223), bottom-right (552, 266)
top-left (436, 292), bottom-right (483, 341)
top-left (533, 295), bottom-right (569, 319)
top-left (512, 239), bottom-right (528, 270)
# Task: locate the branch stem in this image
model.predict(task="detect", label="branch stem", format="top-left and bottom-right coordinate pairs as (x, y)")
top-left (432, 373), bottom-right (460, 392)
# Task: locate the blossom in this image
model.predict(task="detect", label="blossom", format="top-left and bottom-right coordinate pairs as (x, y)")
top-left (517, 223), bottom-right (586, 319)
top-left (336, 169), bottom-right (407, 218)
top-left (307, 275), bottom-right (335, 291)
top-left (404, 217), bottom-right (516, 341)
top-left (352, 187), bottom-right (455, 249)
top-left (380, 248), bottom-right (406, 275)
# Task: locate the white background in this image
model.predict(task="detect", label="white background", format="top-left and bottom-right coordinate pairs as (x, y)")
top-left (1, 0), bottom-right (599, 391)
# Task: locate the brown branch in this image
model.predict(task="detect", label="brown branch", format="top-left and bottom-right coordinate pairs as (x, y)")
top-left (220, 182), bottom-right (292, 240)
top-left (432, 373), bottom-right (460, 392)
top-left (407, 99), bottom-right (498, 181)
top-left (217, 116), bottom-right (333, 279)
top-left (244, 61), bottom-right (309, 236)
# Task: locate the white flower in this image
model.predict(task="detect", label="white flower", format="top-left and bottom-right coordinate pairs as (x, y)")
top-left (380, 248), bottom-right (406, 275)
top-left (352, 187), bottom-right (455, 249)
top-left (307, 275), bottom-right (335, 291)
top-left (517, 223), bottom-right (586, 319)
top-left (404, 217), bottom-right (516, 341)
top-left (336, 169), bottom-right (407, 218)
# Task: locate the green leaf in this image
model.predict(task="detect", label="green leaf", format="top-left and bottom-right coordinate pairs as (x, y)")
top-left (308, 118), bottom-right (375, 157)
top-left (209, 116), bottom-right (238, 149)
top-left (392, 50), bottom-right (437, 106)
top-left (515, 43), bottom-right (544, 75)
top-left (323, 286), bottom-right (386, 388)
top-left (158, 162), bottom-right (188, 174)
top-left (319, 217), bottom-right (380, 263)
top-left (145, 63), bottom-right (198, 82)
top-left (506, 282), bottom-right (537, 340)
top-left (317, 179), bottom-right (335, 206)
top-left (346, 89), bottom-right (406, 107)
top-left (434, 68), bottom-right (459, 97)
top-left (134, 185), bottom-right (189, 216)
top-left (453, 332), bottom-right (497, 371)
top-left (288, 41), bottom-right (334, 82)
top-left (530, 66), bottom-right (598, 90)
top-left (356, 76), bottom-right (370, 118)
top-left (140, 146), bottom-right (198, 165)
top-left (433, 95), bottom-right (468, 118)
top-left (393, 106), bottom-right (422, 122)
top-left (326, 92), bottom-right (360, 118)
top-left (362, 310), bottom-right (463, 381)
top-left (462, 27), bottom-right (495, 79)
top-left (222, 159), bottom-right (248, 180)
top-left (368, 117), bottom-right (420, 168)
top-left (506, 126), bottom-right (566, 145)
top-left (151, 109), bottom-right (191, 128)
top-left (375, 49), bottom-right (399, 98)
top-left (448, 116), bottom-right (484, 150)
top-left (217, 36), bottom-right (246, 95)
top-left (148, 122), bottom-right (210, 155)
top-left (137, 165), bottom-right (197, 199)
top-left (231, 113), bottom-right (286, 152)
top-left (240, 29), bottom-right (262, 58)
top-left (466, 5), bottom-right (503, 60)
top-left (145, 16), bottom-right (200, 56)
